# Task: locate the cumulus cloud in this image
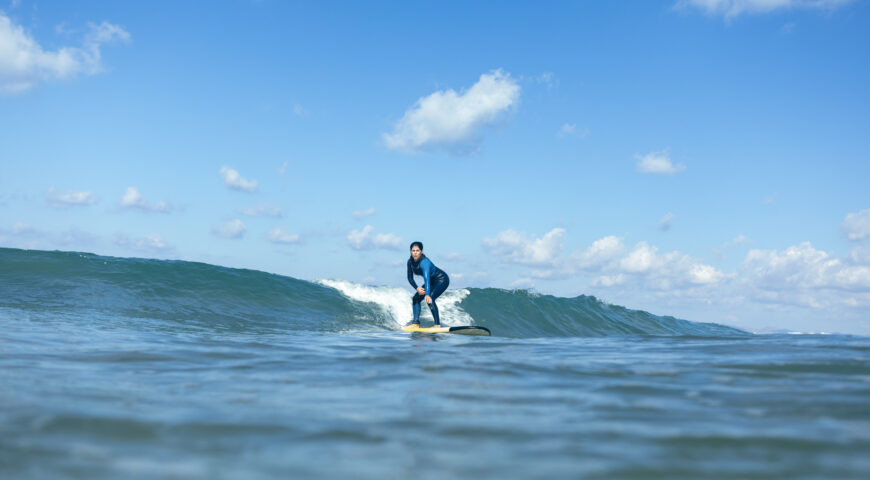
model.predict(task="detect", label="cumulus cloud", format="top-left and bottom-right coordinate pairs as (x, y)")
top-left (239, 204), bottom-right (283, 218)
top-left (572, 235), bottom-right (626, 271)
top-left (212, 219), bottom-right (246, 239)
top-left (484, 227), bottom-right (728, 291)
top-left (45, 187), bottom-right (98, 208)
top-left (347, 225), bottom-right (402, 251)
top-left (219, 166), bottom-right (258, 192)
top-left (268, 227), bottom-right (300, 244)
top-left (742, 242), bottom-right (870, 308)
top-left (120, 187), bottom-right (176, 213)
top-left (0, 13), bottom-right (130, 94)
top-left (352, 207), bottom-right (376, 219)
top-left (483, 228), bottom-right (565, 267)
top-left (676, 0), bottom-right (854, 18)
top-left (635, 150), bottom-right (685, 175)
top-left (841, 209), bottom-right (870, 242)
top-left (383, 69), bottom-right (520, 154)
top-left (620, 242), bottom-right (726, 286)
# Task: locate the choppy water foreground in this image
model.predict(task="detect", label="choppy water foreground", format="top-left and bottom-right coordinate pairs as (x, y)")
top-left (1, 248), bottom-right (868, 479)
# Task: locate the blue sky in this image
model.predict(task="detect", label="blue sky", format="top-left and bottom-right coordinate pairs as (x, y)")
top-left (1, 0), bottom-right (868, 334)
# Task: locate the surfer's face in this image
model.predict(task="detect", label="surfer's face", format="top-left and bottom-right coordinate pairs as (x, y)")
top-left (410, 246), bottom-right (422, 261)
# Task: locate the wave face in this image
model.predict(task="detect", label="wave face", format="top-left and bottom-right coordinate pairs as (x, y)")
top-left (0, 248), bottom-right (745, 338)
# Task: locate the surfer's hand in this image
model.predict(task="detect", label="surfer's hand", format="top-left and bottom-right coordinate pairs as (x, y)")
top-left (425, 295), bottom-right (432, 304)
top-left (417, 287), bottom-right (425, 295)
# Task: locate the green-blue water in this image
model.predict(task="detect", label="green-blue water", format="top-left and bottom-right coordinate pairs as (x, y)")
top-left (1, 248), bottom-right (868, 479)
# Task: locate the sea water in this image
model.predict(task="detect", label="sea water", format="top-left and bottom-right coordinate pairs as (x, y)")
top-left (1, 248), bottom-right (868, 479)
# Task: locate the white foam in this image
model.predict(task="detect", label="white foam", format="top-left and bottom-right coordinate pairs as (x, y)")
top-left (317, 279), bottom-right (474, 327)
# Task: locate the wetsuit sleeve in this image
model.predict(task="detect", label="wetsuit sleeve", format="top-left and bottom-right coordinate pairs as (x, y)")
top-left (421, 258), bottom-right (432, 296)
top-left (407, 260), bottom-right (418, 289)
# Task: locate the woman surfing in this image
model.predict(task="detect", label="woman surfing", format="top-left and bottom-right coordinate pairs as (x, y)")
top-left (405, 241), bottom-right (450, 328)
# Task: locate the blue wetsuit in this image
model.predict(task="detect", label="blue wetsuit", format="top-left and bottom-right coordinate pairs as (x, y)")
top-left (407, 255), bottom-right (450, 325)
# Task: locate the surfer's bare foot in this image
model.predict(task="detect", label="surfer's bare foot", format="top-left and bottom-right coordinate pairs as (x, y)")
top-left (404, 322), bottom-right (419, 328)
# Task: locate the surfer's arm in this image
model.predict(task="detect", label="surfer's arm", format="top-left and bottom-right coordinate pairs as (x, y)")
top-left (407, 261), bottom-right (418, 289)
top-left (421, 258), bottom-right (432, 296)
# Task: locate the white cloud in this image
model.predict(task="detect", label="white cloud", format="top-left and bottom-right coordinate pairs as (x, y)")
top-left (268, 227), bottom-right (300, 244)
top-left (219, 166), bottom-right (258, 192)
top-left (55, 227), bottom-right (99, 247)
top-left (615, 242), bottom-right (727, 288)
top-left (45, 187), bottom-right (98, 208)
top-left (635, 150), bottom-right (685, 175)
top-left (558, 123), bottom-right (590, 139)
top-left (675, 0), bottom-right (854, 18)
top-left (293, 104), bottom-right (307, 116)
top-left (442, 252), bottom-right (465, 261)
top-left (726, 234), bottom-right (749, 247)
top-left (573, 235), bottom-right (626, 270)
top-left (120, 186), bottom-right (175, 213)
top-left (383, 69), bottom-right (520, 154)
top-left (11, 222), bottom-right (33, 234)
top-left (510, 277), bottom-right (535, 289)
top-left (239, 203), bottom-right (283, 218)
top-left (841, 209), bottom-right (870, 241)
top-left (0, 13), bottom-right (130, 94)
top-left (536, 72), bottom-right (558, 89)
top-left (278, 161), bottom-right (289, 176)
top-left (483, 228), bottom-right (565, 266)
top-left (619, 242), bottom-right (658, 273)
top-left (352, 207), bottom-right (376, 219)
top-left (592, 274), bottom-right (628, 287)
top-left (113, 233), bottom-right (173, 253)
top-left (212, 219), bottom-right (246, 239)
top-left (347, 225), bottom-right (402, 251)
top-left (742, 242), bottom-right (870, 308)
top-left (659, 212), bottom-right (676, 231)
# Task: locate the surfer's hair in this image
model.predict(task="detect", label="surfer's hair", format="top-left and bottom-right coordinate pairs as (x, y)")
top-left (410, 241), bottom-right (423, 251)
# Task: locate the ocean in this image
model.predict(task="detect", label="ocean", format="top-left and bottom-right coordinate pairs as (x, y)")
top-left (1, 247), bottom-right (868, 479)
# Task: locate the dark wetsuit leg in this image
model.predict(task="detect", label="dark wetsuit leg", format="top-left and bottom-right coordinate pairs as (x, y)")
top-left (412, 274), bottom-right (449, 325)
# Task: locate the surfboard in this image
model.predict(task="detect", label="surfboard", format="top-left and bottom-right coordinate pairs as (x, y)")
top-left (401, 325), bottom-right (491, 336)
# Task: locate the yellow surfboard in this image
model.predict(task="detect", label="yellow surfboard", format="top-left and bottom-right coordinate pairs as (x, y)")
top-left (401, 325), bottom-right (491, 336)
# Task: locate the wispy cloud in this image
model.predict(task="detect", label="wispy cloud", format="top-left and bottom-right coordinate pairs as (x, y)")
top-left (675, 0), bottom-right (854, 19)
top-left (45, 187), bottom-right (98, 208)
top-left (113, 232), bottom-right (174, 253)
top-left (635, 150), bottom-right (685, 175)
top-left (212, 219), bottom-right (246, 239)
top-left (347, 225), bottom-right (402, 251)
top-left (841, 209), bottom-right (870, 242)
top-left (659, 212), bottom-right (676, 231)
top-left (558, 123), bottom-right (590, 139)
top-left (0, 13), bottom-right (130, 94)
top-left (119, 187), bottom-right (176, 213)
top-left (219, 166), bottom-right (258, 192)
top-left (536, 72), bottom-right (558, 89)
top-left (352, 207), bottom-right (375, 219)
top-left (383, 69), bottom-right (520, 154)
top-left (239, 203), bottom-right (283, 218)
top-left (268, 227), bottom-right (300, 244)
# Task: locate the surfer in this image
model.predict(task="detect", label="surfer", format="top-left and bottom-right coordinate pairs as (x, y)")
top-left (405, 241), bottom-right (450, 328)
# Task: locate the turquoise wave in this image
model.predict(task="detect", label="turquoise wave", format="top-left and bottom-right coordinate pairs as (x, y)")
top-left (0, 248), bottom-right (745, 338)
